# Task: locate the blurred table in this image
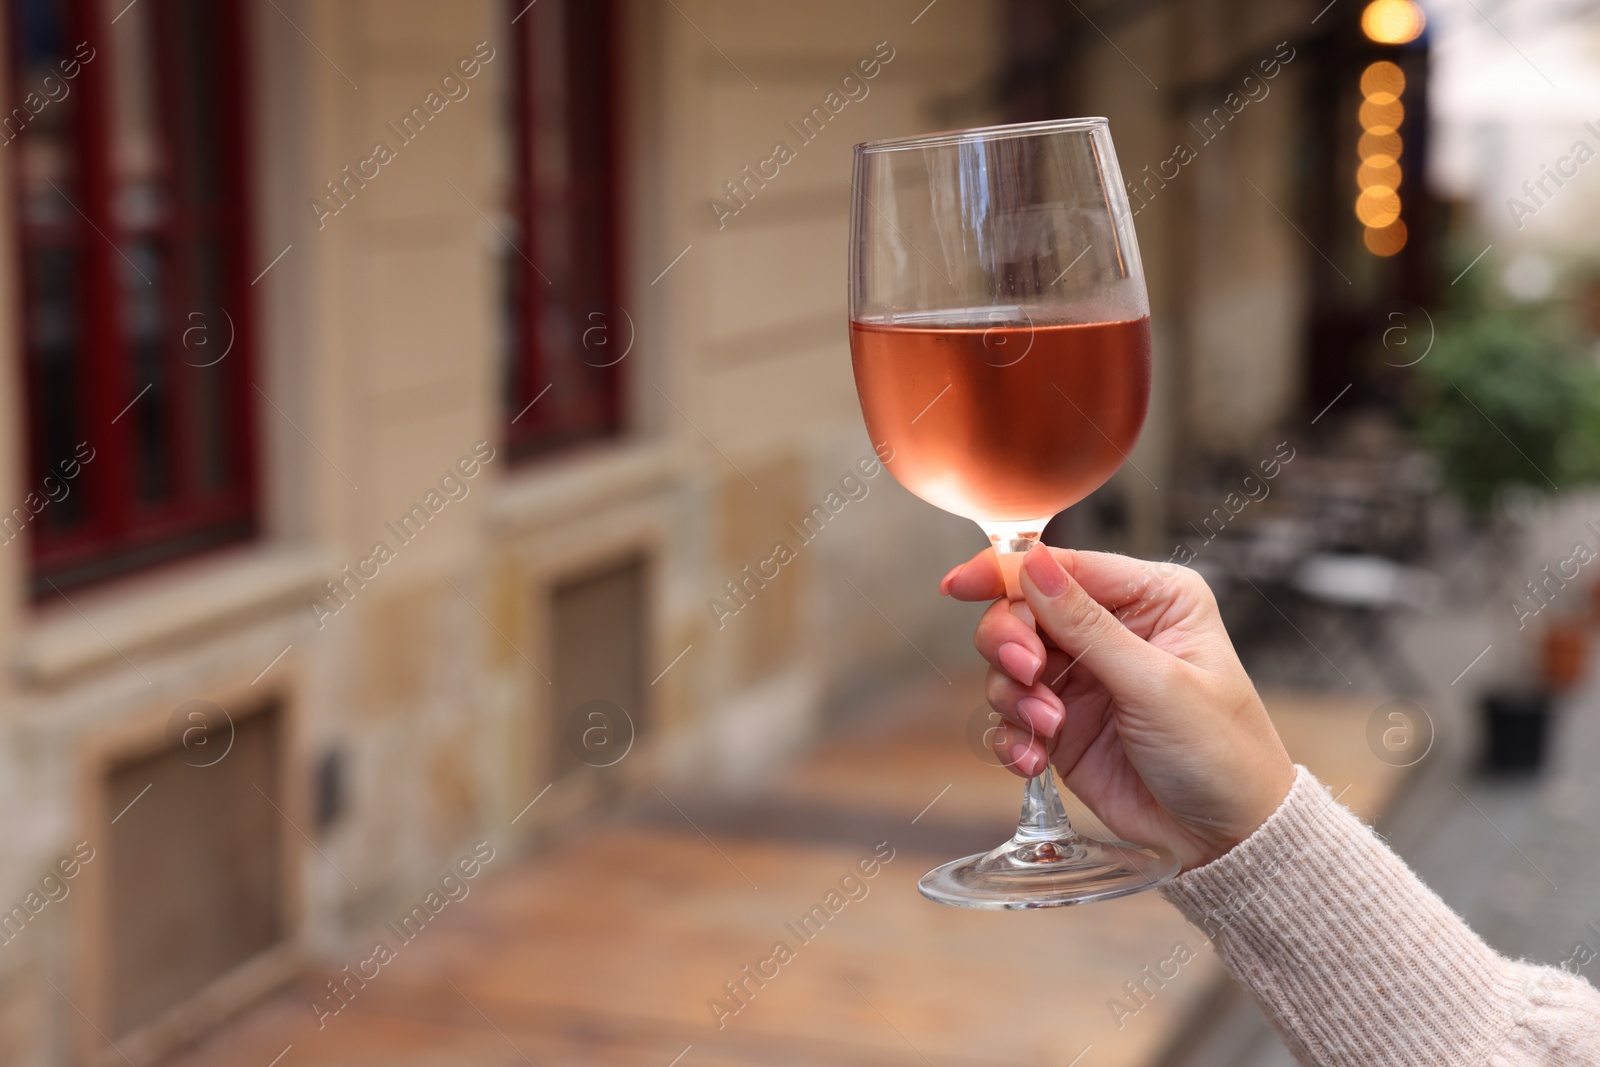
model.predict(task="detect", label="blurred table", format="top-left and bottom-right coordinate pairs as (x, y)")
top-left (157, 676), bottom-right (1414, 1067)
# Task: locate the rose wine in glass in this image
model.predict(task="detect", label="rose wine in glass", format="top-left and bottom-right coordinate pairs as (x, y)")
top-left (848, 118), bottom-right (1179, 908)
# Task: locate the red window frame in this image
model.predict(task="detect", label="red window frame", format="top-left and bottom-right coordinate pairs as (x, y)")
top-left (9, 0), bottom-right (258, 597)
top-left (503, 0), bottom-right (625, 460)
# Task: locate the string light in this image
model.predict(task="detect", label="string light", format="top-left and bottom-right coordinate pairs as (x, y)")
top-left (1364, 221), bottom-right (1408, 256)
top-left (1357, 157), bottom-right (1402, 192)
top-left (1355, 60), bottom-right (1408, 256)
top-left (1358, 97), bottom-right (1404, 135)
top-left (1361, 0), bottom-right (1426, 45)
top-left (1356, 187), bottom-right (1402, 227)
top-left (1360, 61), bottom-right (1406, 99)
top-left (1358, 128), bottom-right (1402, 160)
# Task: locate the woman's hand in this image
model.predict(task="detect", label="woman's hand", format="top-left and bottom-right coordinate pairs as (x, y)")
top-left (942, 547), bottom-right (1296, 871)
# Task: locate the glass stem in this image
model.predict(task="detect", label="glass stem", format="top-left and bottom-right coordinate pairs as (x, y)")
top-left (1017, 765), bottom-right (1074, 840)
top-left (984, 520), bottom-right (1048, 601)
top-left (979, 519), bottom-right (1075, 843)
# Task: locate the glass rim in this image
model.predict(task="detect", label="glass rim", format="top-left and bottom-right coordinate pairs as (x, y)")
top-left (854, 116), bottom-right (1109, 154)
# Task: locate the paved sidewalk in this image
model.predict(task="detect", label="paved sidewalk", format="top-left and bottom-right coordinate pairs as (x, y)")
top-left (153, 674), bottom-right (1407, 1067)
top-left (1474, 657), bottom-right (1600, 969)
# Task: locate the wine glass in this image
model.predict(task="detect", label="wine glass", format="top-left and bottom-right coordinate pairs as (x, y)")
top-left (847, 117), bottom-right (1180, 908)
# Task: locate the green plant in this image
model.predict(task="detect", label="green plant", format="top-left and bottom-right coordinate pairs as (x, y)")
top-left (1411, 304), bottom-right (1600, 515)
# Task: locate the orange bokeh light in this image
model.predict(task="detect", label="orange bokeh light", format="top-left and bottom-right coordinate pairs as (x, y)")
top-left (1356, 187), bottom-right (1402, 228)
top-left (1362, 0), bottom-right (1426, 45)
top-left (1359, 129), bottom-right (1403, 160)
top-left (1359, 97), bottom-right (1404, 133)
top-left (1355, 60), bottom-right (1406, 249)
top-left (1364, 220), bottom-right (1408, 256)
top-left (1358, 158), bottom-right (1403, 191)
top-left (1360, 61), bottom-right (1406, 98)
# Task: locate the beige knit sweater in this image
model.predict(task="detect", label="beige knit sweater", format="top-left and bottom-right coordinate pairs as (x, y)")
top-left (1159, 766), bottom-right (1600, 1065)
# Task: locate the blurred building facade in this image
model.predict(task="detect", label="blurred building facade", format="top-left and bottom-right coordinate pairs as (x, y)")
top-left (1431, 0), bottom-right (1600, 268)
top-left (0, 1), bottom-right (1001, 1063)
top-left (1003, 0), bottom-right (1435, 554)
top-left (0, 0), bottom-right (1445, 1062)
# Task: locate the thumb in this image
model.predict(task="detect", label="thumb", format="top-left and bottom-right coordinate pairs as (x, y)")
top-left (1019, 547), bottom-right (1173, 705)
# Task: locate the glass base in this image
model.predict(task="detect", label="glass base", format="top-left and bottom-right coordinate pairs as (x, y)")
top-left (919, 823), bottom-right (1179, 910)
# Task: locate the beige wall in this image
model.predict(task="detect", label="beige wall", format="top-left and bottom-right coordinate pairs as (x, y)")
top-left (1066, 0), bottom-right (1314, 491)
top-left (1175, 4), bottom-right (1313, 455)
top-left (0, 1), bottom-right (1003, 1061)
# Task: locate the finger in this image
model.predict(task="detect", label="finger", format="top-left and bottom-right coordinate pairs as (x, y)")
top-left (974, 598), bottom-right (1047, 686)
top-left (1054, 549), bottom-right (1218, 639)
top-left (1020, 547), bottom-right (1174, 706)
top-left (982, 708), bottom-right (1040, 774)
top-left (1050, 678), bottom-right (1115, 780)
top-left (948, 547), bottom-right (1195, 616)
top-left (991, 725), bottom-right (1048, 778)
top-left (1029, 647), bottom-right (1114, 772)
top-left (985, 668), bottom-right (1065, 739)
top-left (1036, 646), bottom-right (1080, 693)
top-left (942, 549), bottom-right (1003, 601)
top-left (1050, 548), bottom-right (1178, 610)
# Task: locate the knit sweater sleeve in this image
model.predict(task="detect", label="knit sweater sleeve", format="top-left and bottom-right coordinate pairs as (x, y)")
top-left (1158, 765), bottom-right (1600, 1066)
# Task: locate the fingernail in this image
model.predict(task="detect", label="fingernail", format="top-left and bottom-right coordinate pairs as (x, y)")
top-left (1017, 696), bottom-right (1063, 738)
top-left (939, 563), bottom-right (962, 596)
top-left (998, 642), bottom-right (1041, 685)
top-left (1007, 741), bottom-right (1037, 775)
top-left (1023, 547), bottom-right (1068, 597)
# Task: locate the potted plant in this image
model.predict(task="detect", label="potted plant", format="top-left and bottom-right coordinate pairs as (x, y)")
top-left (1408, 278), bottom-right (1600, 773)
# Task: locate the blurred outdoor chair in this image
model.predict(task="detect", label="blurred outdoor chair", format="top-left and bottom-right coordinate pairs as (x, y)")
top-left (1181, 434), bottom-right (1440, 696)
top-left (1286, 551), bottom-right (1441, 696)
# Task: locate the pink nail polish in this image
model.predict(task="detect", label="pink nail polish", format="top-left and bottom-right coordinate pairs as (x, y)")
top-left (1017, 696), bottom-right (1063, 738)
top-left (1024, 548), bottom-right (1068, 597)
top-left (1007, 741), bottom-right (1034, 773)
top-left (998, 642), bottom-right (1041, 685)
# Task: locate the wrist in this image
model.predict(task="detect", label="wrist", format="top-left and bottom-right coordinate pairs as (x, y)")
top-left (1186, 755), bottom-right (1298, 870)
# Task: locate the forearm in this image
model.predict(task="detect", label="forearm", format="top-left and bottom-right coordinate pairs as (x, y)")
top-left (1160, 766), bottom-right (1600, 1066)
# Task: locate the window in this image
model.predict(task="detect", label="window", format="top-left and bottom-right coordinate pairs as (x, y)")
top-left (501, 0), bottom-right (624, 460)
top-left (8, 0), bottom-right (256, 596)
